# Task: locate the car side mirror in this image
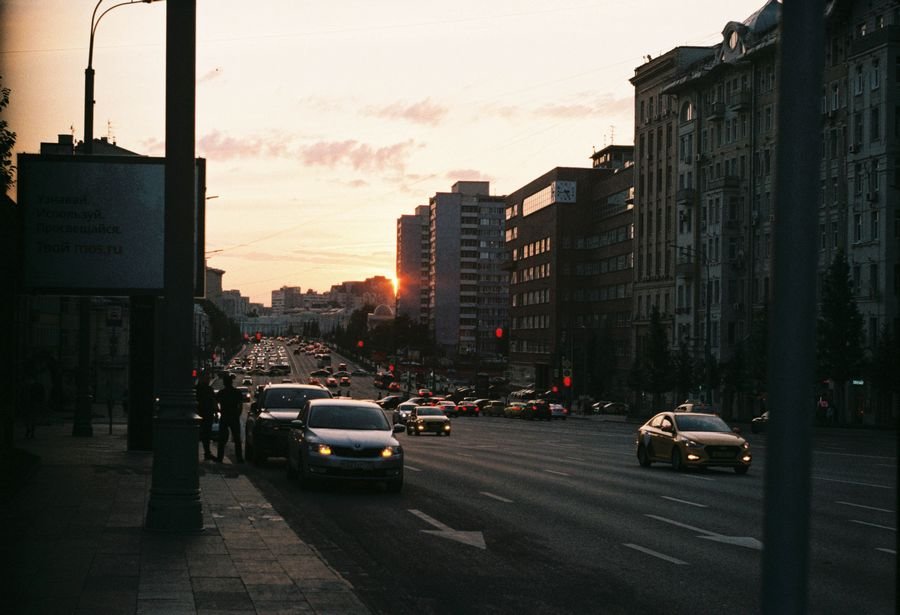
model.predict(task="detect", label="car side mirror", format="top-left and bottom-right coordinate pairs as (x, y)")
top-left (290, 419), bottom-right (305, 429)
top-left (393, 424), bottom-right (405, 434)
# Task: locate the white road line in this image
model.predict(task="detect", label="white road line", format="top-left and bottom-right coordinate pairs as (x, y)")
top-left (544, 469), bottom-right (571, 477)
top-left (836, 501), bottom-right (893, 513)
top-left (481, 491), bottom-right (514, 503)
top-left (564, 457), bottom-right (586, 462)
top-left (623, 543), bottom-right (688, 565)
top-left (405, 464), bottom-right (422, 472)
top-left (875, 548), bottom-right (896, 555)
top-left (816, 476), bottom-right (892, 489)
top-left (661, 496), bottom-right (708, 508)
top-left (849, 520), bottom-right (896, 532)
top-left (457, 453), bottom-right (475, 458)
top-left (682, 473), bottom-right (715, 482)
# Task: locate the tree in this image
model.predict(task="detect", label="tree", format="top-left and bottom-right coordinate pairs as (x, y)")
top-left (642, 305), bottom-right (673, 412)
top-left (1, 77), bottom-right (16, 193)
top-left (672, 339), bottom-right (697, 402)
top-left (816, 249), bottom-right (865, 422)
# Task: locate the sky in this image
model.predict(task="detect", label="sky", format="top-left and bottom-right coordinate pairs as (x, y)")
top-left (2, 0), bottom-right (767, 305)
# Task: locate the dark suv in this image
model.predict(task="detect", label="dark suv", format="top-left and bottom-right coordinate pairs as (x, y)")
top-left (244, 384), bottom-right (332, 464)
top-left (523, 399), bottom-right (552, 421)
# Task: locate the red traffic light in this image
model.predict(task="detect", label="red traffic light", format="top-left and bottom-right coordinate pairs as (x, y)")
top-left (191, 368), bottom-right (198, 378)
top-left (495, 327), bottom-right (504, 339)
top-left (255, 332), bottom-right (262, 341)
top-left (388, 364), bottom-right (395, 372)
top-left (357, 340), bottom-right (364, 348)
top-left (551, 385), bottom-right (559, 393)
top-left (562, 375), bottom-right (572, 387)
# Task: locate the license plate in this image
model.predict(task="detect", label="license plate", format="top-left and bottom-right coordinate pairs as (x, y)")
top-left (711, 451), bottom-right (733, 459)
top-left (341, 461), bottom-right (368, 470)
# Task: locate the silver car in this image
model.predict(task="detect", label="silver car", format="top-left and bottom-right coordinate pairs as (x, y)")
top-left (286, 399), bottom-right (405, 492)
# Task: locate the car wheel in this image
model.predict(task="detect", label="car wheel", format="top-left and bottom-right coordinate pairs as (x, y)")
top-left (671, 447), bottom-right (684, 472)
top-left (734, 465), bottom-right (749, 475)
top-left (637, 445), bottom-right (652, 467)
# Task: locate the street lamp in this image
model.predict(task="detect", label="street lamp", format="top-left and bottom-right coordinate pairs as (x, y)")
top-left (84, 0), bottom-right (162, 154)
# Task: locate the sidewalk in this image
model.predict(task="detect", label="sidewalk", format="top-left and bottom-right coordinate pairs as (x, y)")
top-left (1, 415), bottom-right (371, 615)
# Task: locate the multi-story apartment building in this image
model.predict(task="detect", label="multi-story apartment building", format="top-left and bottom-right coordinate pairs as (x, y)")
top-left (427, 181), bottom-right (507, 357)
top-left (271, 286), bottom-right (304, 313)
top-left (632, 0), bottom-right (898, 422)
top-left (505, 146), bottom-right (635, 399)
top-left (396, 205), bottom-right (430, 323)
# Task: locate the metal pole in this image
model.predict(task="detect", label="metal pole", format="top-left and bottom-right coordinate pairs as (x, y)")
top-left (761, 1), bottom-right (823, 612)
top-left (145, 0), bottom-right (201, 532)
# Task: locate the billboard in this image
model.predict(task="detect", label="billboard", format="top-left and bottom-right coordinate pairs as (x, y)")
top-left (18, 154), bottom-right (205, 296)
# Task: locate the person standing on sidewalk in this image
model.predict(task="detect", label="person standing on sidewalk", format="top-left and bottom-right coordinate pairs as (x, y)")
top-left (195, 371), bottom-right (218, 460)
top-left (215, 374), bottom-right (244, 463)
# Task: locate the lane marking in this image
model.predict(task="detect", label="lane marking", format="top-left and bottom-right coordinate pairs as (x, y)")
top-left (564, 456), bottom-right (586, 462)
top-left (623, 543), bottom-right (688, 565)
top-left (646, 514), bottom-right (763, 550)
top-left (876, 548), bottom-right (896, 555)
top-left (661, 496), bottom-right (708, 508)
top-left (544, 469), bottom-right (571, 477)
top-left (682, 474), bottom-right (715, 482)
top-left (481, 491), bottom-right (514, 503)
top-left (849, 520), bottom-right (896, 532)
top-left (836, 501), bottom-right (893, 513)
top-left (815, 477), bottom-right (892, 489)
top-left (408, 509), bottom-right (486, 550)
top-left (405, 464), bottom-right (422, 472)
top-left (457, 453), bottom-right (475, 458)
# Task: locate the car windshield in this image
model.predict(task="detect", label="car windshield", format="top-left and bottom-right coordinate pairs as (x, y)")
top-left (416, 407), bottom-right (443, 416)
top-left (674, 414), bottom-right (732, 433)
top-left (308, 405), bottom-right (391, 430)
top-left (264, 388), bottom-right (330, 409)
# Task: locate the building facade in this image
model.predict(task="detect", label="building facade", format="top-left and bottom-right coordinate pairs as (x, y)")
top-left (396, 205), bottom-right (430, 323)
top-left (505, 147), bottom-right (635, 400)
top-left (427, 181), bottom-right (507, 357)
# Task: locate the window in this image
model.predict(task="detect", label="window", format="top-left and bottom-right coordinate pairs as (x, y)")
top-left (871, 59), bottom-right (880, 89)
top-left (854, 213), bottom-right (863, 242)
top-left (855, 65), bottom-right (864, 94)
top-left (871, 210), bottom-right (879, 241)
top-left (870, 105), bottom-right (880, 141)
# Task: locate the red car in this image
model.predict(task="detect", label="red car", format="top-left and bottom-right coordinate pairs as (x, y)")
top-left (455, 400), bottom-right (480, 417)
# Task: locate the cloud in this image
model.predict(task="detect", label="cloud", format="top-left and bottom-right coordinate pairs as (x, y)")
top-left (445, 169), bottom-right (493, 182)
top-left (366, 98), bottom-right (449, 126)
top-left (299, 139), bottom-right (417, 172)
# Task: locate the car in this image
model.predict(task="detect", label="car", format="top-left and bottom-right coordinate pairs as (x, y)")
top-left (351, 368), bottom-right (370, 377)
top-left (522, 399), bottom-right (552, 420)
top-left (375, 395), bottom-right (406, 410)
top-left (332, 370), bottom-right (351, 378)
top-left (235, 386), bottom-right (252, 402)
top-left (503, 402), bottom-right (527, 419)
top-left (309, 368), bottom-right (330, 377)
top-left (635, 411), bottom-right (752, 474)
top-left (455, 400), bottom-right (480, 417)
top-left (285, 399), bottom-right (405, 492)
top-left (244, 384), bottom-right (333, 464)
top-left (550, 403), bottom-right (568, 420)
top-left (307, 377), bottom-right (321, 386)
top-left (482, 400), bottom-right (506, 417)
top-left (393, 400), bottom-right (419, 424)
top-left (751, 410), bottom-right (769, 433)
top-left (324, 376), bottom-right (339, 389)
top-left (241, 377), bottom-right (253, 387)
top-left (339, 376), bottom-right (351, 387)
top-left (417, 388), bottom-right (433, 398)
top-left (435, 400), bottom-right (458, 417)
top-left (387, 381), bottom-right (402, 392)
top-left (406, 405), bottom-right (452, 436)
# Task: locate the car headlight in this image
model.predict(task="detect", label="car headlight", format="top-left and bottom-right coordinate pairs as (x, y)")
top-left (681, 437), bottom-right (702, 448)
top-left (443, 424), bottom-right (451, 431)
top-left (742, 441), bottom-right (750, 449)
top-left (308, 443), bottom-right (332, 455)
top-left (381, 446), bottom-right (401, 458)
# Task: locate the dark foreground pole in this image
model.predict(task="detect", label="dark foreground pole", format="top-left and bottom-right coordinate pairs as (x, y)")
top-left (145, 0), bottom-right (201, 532)
top-left (762, 1), bottom-right (823, 612)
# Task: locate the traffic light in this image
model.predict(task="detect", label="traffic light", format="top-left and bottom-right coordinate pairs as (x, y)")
top-left (562, 375), bottom-right (572, 387)
top-left (357, 340), bottom-right (364, 348)
top-left (255, 331), bottom-right (262, 342)
top-left (388, 364), bottom-right (395, 373)
top-left (495, 327), bottom-right (504, 339)
top-left (191, 368), bottom-right (198, 378)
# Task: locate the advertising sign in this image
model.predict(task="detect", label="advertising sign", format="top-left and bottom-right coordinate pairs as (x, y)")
top-left (18, 154), bottom-right (205, 296)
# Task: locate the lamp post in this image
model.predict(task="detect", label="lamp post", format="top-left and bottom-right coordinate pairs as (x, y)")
top-left (84, 0), bottom-right (160, 154)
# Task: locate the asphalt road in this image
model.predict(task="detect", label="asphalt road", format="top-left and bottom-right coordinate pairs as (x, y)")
top-left (230, 342), bottom-right (898, 614)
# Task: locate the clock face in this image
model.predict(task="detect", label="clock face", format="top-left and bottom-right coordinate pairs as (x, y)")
top-left (554, 181), bottom-right (576, 203)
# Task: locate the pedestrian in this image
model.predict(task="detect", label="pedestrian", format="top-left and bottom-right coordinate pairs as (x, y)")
top-left (195, 371), bottom-right (218, 460)
top-left (215, 373), bottom-right (244, 463)
top-left (25, 380), bottom-right (44, 439)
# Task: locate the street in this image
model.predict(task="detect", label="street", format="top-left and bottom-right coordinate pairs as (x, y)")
top-left (228, 345), bottom-right (897, 614)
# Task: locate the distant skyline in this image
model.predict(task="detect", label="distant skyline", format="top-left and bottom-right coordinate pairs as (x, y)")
top-left (2, 0), bottom-right (767, 305)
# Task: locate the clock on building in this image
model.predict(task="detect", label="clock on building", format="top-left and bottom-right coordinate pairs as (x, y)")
top-left (552, 180), bottom-right (577, 203)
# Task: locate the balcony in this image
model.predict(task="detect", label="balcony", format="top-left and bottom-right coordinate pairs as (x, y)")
top-left (707, 101), bottom-right (726, 120)
top-left (707, 175), bottom-right (741, 191)
top-left (676, 188), bottom-right (696, 204)
top-left (728, 90), bottom-right (751, 111)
